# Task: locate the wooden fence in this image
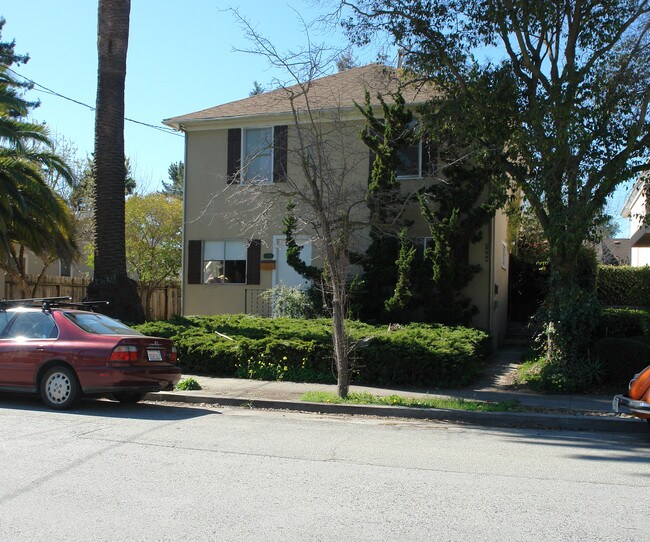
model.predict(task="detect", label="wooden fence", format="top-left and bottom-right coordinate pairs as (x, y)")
top-left (3, 274), bottom-right (181, 321)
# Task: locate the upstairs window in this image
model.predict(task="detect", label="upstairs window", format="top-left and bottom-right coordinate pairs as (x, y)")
top-left (243, 127), bottom-right (273, 183)
top-left (227, 126), bottom-right (288, 184)
top-left (397, 139), bottom-right (423, 178)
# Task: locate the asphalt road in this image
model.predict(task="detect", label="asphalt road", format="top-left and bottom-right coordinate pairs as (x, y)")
top-left (1, 396), bottom-right (648, 542)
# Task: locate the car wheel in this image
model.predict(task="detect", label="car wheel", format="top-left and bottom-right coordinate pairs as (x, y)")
top-left (112, 391), bottom-right (147, 404)
top-left (40, 366), bottom-right (79, 410)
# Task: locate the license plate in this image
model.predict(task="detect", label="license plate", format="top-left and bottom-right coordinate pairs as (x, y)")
top-left (147, 349), bottom-right (163, 361)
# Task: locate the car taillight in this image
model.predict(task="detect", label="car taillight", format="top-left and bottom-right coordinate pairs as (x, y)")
top-left (108, 345), bottom-right (138, 365)
top-left (170, 345), bottom-right (178, 363)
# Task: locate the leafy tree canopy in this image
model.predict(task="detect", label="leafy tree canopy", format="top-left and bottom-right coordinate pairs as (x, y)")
top-left (0, 18), bottom-right (78, 292)
top-left (344, 0), bottom-right (650, 364)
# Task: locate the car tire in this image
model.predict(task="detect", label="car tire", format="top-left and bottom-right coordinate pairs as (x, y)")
top-left (40, 366), bottom-right (80, 410)
top-left (112, 391), bottom-right (147, 404)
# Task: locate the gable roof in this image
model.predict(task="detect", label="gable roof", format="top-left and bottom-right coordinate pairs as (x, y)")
top-left (163, 64), bottom-right (436, 129)
top-left (598, 238), bottom-right (631, 265)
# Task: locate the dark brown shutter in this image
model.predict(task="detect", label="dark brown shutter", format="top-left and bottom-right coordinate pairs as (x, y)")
top-left (422, 137), bottom-right (437, 177)
top-left (187, 240), bottom-right (202, 284)
top-left (227, 128), bottom-right (241, 183)
top-left (246, 239), bottom-right (261, 285)
top-left (273, 125), bottom-right (288, 182)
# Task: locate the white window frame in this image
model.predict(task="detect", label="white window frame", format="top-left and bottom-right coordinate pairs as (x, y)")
top-left (242, 126), bottom-right (274, 184)
top-left (203, 240), bottom-right (247, 284)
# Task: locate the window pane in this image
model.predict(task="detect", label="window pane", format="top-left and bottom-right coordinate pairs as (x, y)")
top-left (0, 312), bottom-right (13, 337)
top-left (244, 127), bottom-right (273, 182)
top-left (64, 312), bottom-right (142, 336)
top-left (225, 240), bottom-right (247, 260)
top-left (224, 260), bottom-right (246, 283)
top-left (7, 313), bottom-right (57, 339)
top-left (397, 142), bottom-right (421, 177)
top-left (204, 260), bottom-right (224, 283)
top-left (204, 241), bottom-right (224, 260)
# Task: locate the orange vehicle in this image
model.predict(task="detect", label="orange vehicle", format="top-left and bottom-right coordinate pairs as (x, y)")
top-left (612, 366), bottom-right (650, 422)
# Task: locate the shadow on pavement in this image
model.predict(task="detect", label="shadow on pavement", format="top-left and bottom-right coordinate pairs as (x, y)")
top-left (0, 394), bottom-right (219, 421)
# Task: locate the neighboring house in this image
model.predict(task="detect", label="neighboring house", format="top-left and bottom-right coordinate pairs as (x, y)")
top-left (163, 64), bottom-right (510, 344)
top-left (19, 251), bottom-right (89, 279)
top-left (621, 173), bottom-right (650, 266)
top-left (597, 238), bottom-right (631, 266)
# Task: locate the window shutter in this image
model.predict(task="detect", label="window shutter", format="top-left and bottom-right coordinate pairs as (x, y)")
top-left (246, 239), bottom-right (261, 285)
top-left (227, 128), bottom-right (241, 183)
top-left (422, 137), bottom-right (437, 178)
top-left (273, 125), bottom-right (288, 182)
top-left (187, 240), bottom-right (202, 284)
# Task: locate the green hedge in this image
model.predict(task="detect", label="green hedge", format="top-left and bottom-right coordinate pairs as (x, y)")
top-left (136, 315), bottom-right (491, 388)
top-left (597, 307), bottom-right (650, 338)
top-left (597, 266), bottom-right (650, 307)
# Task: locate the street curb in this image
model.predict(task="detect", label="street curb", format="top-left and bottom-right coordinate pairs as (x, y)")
top-left (147, 392), bottom-right (649, 434)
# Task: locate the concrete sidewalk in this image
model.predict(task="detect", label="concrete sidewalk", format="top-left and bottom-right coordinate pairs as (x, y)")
top-left (148, 346), bottom-right (649, 434)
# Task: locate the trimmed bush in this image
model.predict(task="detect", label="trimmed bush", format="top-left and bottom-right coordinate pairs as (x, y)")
top-left (135, 316), bottom-right (491, 389)
top-left (597, 265), bottom-right (650, 307)
top-left (597, 307), bottom-right (650, 338)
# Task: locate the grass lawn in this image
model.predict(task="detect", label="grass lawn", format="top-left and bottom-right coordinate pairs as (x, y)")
top-left (301, 391), bottom-right (521, 412)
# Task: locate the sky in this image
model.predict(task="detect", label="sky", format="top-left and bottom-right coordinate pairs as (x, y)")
top-left (1, 1), bottom-right (634, 235)
top-left (1, 0), bottom-right (379, 192)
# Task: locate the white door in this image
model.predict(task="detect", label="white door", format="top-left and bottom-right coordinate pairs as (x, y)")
top-left (273, 235), bottom-right (311, 288)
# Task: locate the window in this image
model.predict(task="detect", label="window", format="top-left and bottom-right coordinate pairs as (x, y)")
top-left (397, 139), bottom-right (423, 178)
top-left (227, 126), bottom-right (287, 184)
top-left (187, 239), bottom-right (260, 285)
top-left (501, 241), bottom-right (508, 270)
top-left (243, 127), bottom-right (273, 183)
top-left (203, 240), bottom-right (247, 284)
top-left (5, 312), bottom-right (57, 340)
top-left (60, 259), bottom-right (71, 277)
top-left (64, 312), bottom-right (143, 336)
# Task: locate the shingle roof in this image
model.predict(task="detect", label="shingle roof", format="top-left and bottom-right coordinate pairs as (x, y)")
top-left (163, 64), bottom-right (435, 128)
top-left (598, 238), bottom-right (631, 265)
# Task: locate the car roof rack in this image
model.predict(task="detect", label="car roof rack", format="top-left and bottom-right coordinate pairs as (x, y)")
top-left (0, 297), bottom-right (109, 312)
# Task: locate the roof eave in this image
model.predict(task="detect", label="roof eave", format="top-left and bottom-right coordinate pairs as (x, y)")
top-left (162, 100), bottom-right (430, 132)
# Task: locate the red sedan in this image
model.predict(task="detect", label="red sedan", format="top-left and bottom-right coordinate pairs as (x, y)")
top-left (0, 298), bottom-right (181, 409)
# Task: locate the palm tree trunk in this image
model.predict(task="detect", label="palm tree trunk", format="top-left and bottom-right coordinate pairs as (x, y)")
top-left (87, 0), bottom-right (144, 323)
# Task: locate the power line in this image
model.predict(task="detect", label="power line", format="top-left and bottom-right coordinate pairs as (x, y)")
top-left (2, 65), bottom-right (183, 138)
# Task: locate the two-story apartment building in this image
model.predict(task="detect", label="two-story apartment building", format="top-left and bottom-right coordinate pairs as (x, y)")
top-left (621, 172), bottom-right (650, 266)
top-left (164, 64), bottom-right (510, 343)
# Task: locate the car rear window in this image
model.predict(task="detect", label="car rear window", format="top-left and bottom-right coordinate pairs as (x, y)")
top-left (64, 312), bottom-right (143, 336)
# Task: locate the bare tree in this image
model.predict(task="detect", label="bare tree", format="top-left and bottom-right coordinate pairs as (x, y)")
top-left (226, 10), bottom-right (373, 397)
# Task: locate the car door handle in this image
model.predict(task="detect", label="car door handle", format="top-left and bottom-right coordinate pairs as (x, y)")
top-left (35, 346), bottom-right (45, 352)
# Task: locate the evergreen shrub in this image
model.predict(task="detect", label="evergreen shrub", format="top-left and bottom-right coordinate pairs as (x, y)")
top-left (597, 307), bottom-right (650, 338)
top-left (136, 316), bottom-right (491, 388)
top-left (596, 266), bottom-right (650, 307)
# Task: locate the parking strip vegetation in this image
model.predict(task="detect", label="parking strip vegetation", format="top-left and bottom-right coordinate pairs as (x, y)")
top-left (301, 391), bottom-right (521, 412)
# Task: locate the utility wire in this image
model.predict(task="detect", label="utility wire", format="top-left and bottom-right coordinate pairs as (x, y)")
top-left (3, 65), bottom-right (183, 138)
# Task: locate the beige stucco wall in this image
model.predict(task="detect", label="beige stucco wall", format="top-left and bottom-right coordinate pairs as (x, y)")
top-left (182, 117), bottom-right (371, 316)
top-left (181, 115), bottom-right (509, 342)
